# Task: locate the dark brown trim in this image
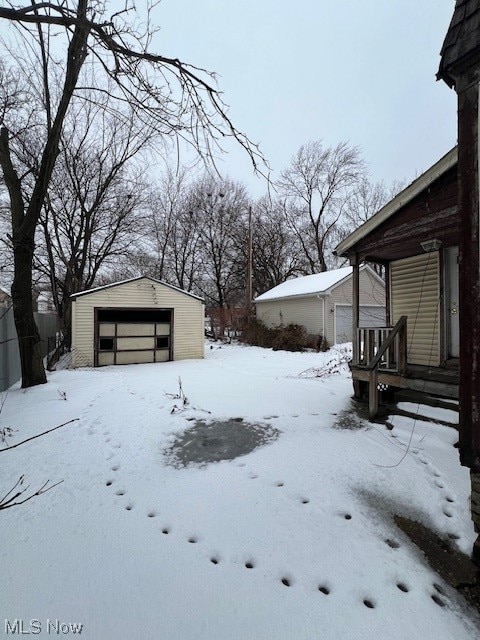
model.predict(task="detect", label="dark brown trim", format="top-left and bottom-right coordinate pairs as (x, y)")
top-left (384, 263), bottom-right (391, 326)
top-left (352, 260), bottom-right (360, 364)
top-left (457, 81), bottom-right (480, 470)
top-left (170, 308), bottom-right (175, 361)
top-left (94, 307), bottom-right (99, 367)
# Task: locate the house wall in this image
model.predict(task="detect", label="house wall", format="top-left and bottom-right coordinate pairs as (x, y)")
top-left (72, 279), bottom-right (204, 367)
top-left (325, 269), bottom-right (385, 344)
top-left (390, 252), bottom-right (440, 366)
top-left (255, 269), bottom-right (385, 345)
top-left (255, 296), bottom-right (324, 336)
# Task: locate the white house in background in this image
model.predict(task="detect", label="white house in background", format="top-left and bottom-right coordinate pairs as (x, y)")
top-left (71, 276), bottom-right (205, 368)
top-left (254, 265), bottom-right (386, 346)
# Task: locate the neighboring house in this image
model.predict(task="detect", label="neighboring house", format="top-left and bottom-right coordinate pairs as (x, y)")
top-left (334, 147), bottom-right (459, 415)
top-left (71, 276), bottom-right (204, 368)
top-left (254, 265), bottom-right (386, 346)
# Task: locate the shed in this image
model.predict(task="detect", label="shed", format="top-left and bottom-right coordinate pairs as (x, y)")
top-left (71, 276), bottom-right (204, 367)
top-left (254, 265), bottom-right (385, 346)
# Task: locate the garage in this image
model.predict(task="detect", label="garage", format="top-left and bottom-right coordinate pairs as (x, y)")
top-left (254, 265), bottom-right (386, 347)
top-left (71, 276), bottom-right (204, 368)
top-left (334, 305), bottom-right (386, 344)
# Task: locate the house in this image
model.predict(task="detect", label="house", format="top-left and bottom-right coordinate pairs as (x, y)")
top-left (254, 265), bottom-right (385, 346)
top-left (71, 276), bottom-right (204, 368)
top-left (334, 147), bottom-right (459, 415)
top-left (438, 0), bottom-right (480, 562)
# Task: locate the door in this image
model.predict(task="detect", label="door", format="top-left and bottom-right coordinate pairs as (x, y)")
top-left (95, 308), bottom-right (172, 366)
top-left (445, 246), bottom-right (459, 358)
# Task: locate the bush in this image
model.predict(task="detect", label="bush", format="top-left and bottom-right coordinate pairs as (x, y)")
top-left (241, 318), bottom-right (328, 353)
top-left (271, 323), bottom-right (309, 352)
top-left (240, 317), bottom-right (275, 348)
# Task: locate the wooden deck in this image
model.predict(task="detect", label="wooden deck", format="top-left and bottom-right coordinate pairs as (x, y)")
top-left (350, 362), bottom-right (459, 400)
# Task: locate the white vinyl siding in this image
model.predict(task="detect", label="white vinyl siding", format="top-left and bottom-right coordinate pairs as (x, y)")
top-left (71, 278), bottom-right (204, 367)
top-left (255, 296), bottom-right (324, 335)
top-left (254, 268), bottom-right (385, 346)
top-left (326, 269), bottom-right (385, 345)
top-left (390, 252), bottom-right (440, 366)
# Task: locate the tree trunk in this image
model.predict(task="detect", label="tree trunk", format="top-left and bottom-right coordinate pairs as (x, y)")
top-left (11, 233), bottom-right (47, 387)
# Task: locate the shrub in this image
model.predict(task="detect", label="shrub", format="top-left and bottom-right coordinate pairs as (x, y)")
top-left (241, 318), bottom-right (326, 353)
top-left (271, 323), bottom-right (309, 352)
top-left (240, 317), bottom-right (275, 348)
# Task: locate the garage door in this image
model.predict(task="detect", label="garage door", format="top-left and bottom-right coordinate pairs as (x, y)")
top-left (335, 306), bottom-right (386, 344)
top-left (95, 308), bottom-right (172, 366)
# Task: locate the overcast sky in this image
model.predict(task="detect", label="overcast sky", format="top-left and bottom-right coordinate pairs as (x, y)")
top-left (154, 0), bottom-right (457, 195)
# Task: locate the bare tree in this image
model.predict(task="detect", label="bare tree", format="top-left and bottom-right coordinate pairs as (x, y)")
top-left (252, 196), bottom-right (307, 295)
top-left (189, 176), bottom-right (250, 308)
top-left (33, 100), bottom-right (151, 347)
top-left (0, 1), bottom-right (263, 388)
top-left (279, 140), bottom-right (366, 273)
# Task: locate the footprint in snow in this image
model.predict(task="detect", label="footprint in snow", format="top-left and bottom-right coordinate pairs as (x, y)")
top-left (385, 538), bottom-right (401, 549)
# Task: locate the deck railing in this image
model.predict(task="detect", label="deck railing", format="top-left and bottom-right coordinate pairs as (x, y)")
top-left (354, 316), bottom-right (408, 418)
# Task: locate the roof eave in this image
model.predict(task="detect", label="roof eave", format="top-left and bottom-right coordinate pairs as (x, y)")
top-left (334, 147), bottom-right (458, 258)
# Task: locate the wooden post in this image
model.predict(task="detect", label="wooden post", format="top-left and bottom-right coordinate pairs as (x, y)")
top-left (398, 318), bottom-right (407, 374)
top-left (368, 368), bottom-right (378, 420)
top-left (384, 262), bottom-right (391, 326)
top-left (453, 79), bottom-right (480, 472)
top-left (352, 257), bottom-right (360, 365)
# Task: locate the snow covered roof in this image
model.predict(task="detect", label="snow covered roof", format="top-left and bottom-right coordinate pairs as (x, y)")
top-left (70, 276), bottom-right (204, 302)
top-left (254, 266), bottom-right (354, 302)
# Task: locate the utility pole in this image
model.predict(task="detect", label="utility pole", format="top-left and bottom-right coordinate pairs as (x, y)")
top-left (246, 206), bottom-right (253, 315)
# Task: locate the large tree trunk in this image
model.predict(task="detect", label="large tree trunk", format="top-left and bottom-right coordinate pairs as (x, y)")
top-left (11, 233), bottom-right (47, 387)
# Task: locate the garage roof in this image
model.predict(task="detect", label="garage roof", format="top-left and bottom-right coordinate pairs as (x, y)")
top-left (254, 265), bottom-right (381, 303)
top-left (70, 276), bottom-right (204, 302)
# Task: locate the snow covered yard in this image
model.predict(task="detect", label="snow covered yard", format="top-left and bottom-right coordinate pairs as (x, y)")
top-left (1, 342), bottom-right (478, 639)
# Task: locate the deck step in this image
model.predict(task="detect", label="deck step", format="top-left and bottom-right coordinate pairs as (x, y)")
top-left (393, 389), bottom-right (459, 412)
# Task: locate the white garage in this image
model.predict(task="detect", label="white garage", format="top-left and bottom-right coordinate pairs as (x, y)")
top-left (71, 276), bottom-right (204, 367)
top-left (254, 265), bottom-right (385, 346)
top-left (334, 304), bottom-right (386, 344)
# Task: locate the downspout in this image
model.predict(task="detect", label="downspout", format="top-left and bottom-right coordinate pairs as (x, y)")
top-left (316, 294), bottom-right (326, 346)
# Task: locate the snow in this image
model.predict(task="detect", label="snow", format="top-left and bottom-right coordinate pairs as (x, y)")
top-left (397, 402), bottom-right (459, 425)
top-left (1, 342), bottom-right (478, 639)
top-left (254, 266), bottom-right (353, 301)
